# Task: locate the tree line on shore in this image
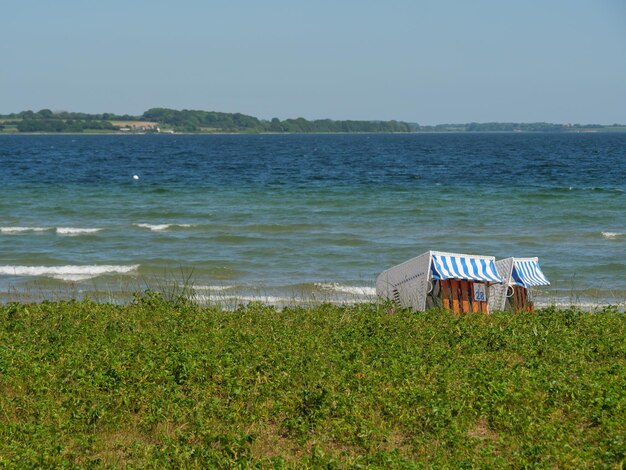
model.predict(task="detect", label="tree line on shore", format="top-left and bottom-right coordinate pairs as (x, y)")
top-left (0, 108), bottom-right (620, 133)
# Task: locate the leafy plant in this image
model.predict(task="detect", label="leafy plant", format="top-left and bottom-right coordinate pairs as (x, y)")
top-left (0, 301), bottom-right (624, 467)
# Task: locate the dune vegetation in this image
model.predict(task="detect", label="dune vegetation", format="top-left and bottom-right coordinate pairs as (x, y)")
top-left (0, 293), bottom-right (624, 467)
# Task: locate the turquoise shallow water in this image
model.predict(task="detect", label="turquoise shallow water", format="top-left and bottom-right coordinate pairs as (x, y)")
top-left (0, 133), bottom-right (624, 307)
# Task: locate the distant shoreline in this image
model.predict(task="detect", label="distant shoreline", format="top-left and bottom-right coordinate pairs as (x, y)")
top-left (2, 107), bottom-right (625, 134)
top-left (2, 129), bottom-right (625, 136)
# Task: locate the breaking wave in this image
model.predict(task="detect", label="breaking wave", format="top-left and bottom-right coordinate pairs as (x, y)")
top-left (134, 223), bottom-right (194, 231)
top-left (314, 282), bottom-right (377, 297)
top-left (0, 226), bottom-right (50, 234)
top-left (194, 285), bottom-right (237, 292)
top-left (193, 293), bottom-right (369, 308)
top-left (1, 226), bottom-right (102, 236)
top-left (56, 227), bottom-right (103, 236)
top-left (0, 264), bottom-right (140, 281)
top-left (602, 231), bottom-right (624, 239)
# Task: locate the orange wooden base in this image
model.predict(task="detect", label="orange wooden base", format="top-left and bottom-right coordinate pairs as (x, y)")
top-left (512, 286), bottom-right (534, 313)
top-left (439, 280), bottom-right (488, 314)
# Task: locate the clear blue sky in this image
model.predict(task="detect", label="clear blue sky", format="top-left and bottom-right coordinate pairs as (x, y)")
top-left (2, 0), bottom-right (625, 124)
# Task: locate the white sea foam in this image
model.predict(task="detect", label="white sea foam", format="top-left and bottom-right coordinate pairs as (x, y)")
top-left (135, 223), bottom-right (194, 231)
top-left (193, 284), bottom-right (377, 304)
top-left (196, 294), bottom-right (295, 303)
top-left (194, 283), bottom-right (377, 297)
top-left (0, 226), bottom-right (51, 234)
top-left (601, 231), bottom-right (624, 239)
top-left (1, 227), bottom-right (102, 236)
top-left (194, 285), bottom-right (237, 292)
top-left (0, 264), bottom-right (140, 281)
top-left (315, 282), bottom-right (377, 297)
top-left (56, 227), bottom-right (103, 236)
top-left (194, 294), bottom-right (336, 306)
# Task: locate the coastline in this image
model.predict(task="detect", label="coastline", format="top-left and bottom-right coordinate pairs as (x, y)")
top-left (2, 129), bottom-right (626, 136)
top-left (1, 278), bottom-right (624, 312)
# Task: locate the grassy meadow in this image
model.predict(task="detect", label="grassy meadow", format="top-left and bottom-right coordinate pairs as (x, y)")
top-left (0, 294), bottom-right (624, 467)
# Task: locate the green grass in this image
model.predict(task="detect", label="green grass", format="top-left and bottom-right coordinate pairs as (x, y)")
top-left (1, 294), bottom-right (624, 467)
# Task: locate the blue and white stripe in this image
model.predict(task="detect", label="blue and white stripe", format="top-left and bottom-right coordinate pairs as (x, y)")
top-left (431, 254), bottom-right (503, 283)
top-left (511, 259), bottom-right (550, 288)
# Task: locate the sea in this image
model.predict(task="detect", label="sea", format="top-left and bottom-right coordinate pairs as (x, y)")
top-left (1, 133), bottom-right (624, 309)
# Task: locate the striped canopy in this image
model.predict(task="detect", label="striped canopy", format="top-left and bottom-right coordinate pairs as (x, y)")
top-left (511, 259), bottom-right (550, 288)
top-left (431, 254), bottom-right (503, 283)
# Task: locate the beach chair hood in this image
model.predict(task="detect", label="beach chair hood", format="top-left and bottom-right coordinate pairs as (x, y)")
top-left (431, 253), bottom-right (503, 283)
top-left (510, 258), bottom-right (550, 288)
top-left (489, 257), bottom-right (550, 311)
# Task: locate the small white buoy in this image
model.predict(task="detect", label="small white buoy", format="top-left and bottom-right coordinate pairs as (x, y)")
top-left (133, 175), bottom-right (139, 180)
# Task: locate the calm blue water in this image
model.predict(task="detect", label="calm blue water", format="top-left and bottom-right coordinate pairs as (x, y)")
top-left (1, 133), bottom-right (624, 307)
